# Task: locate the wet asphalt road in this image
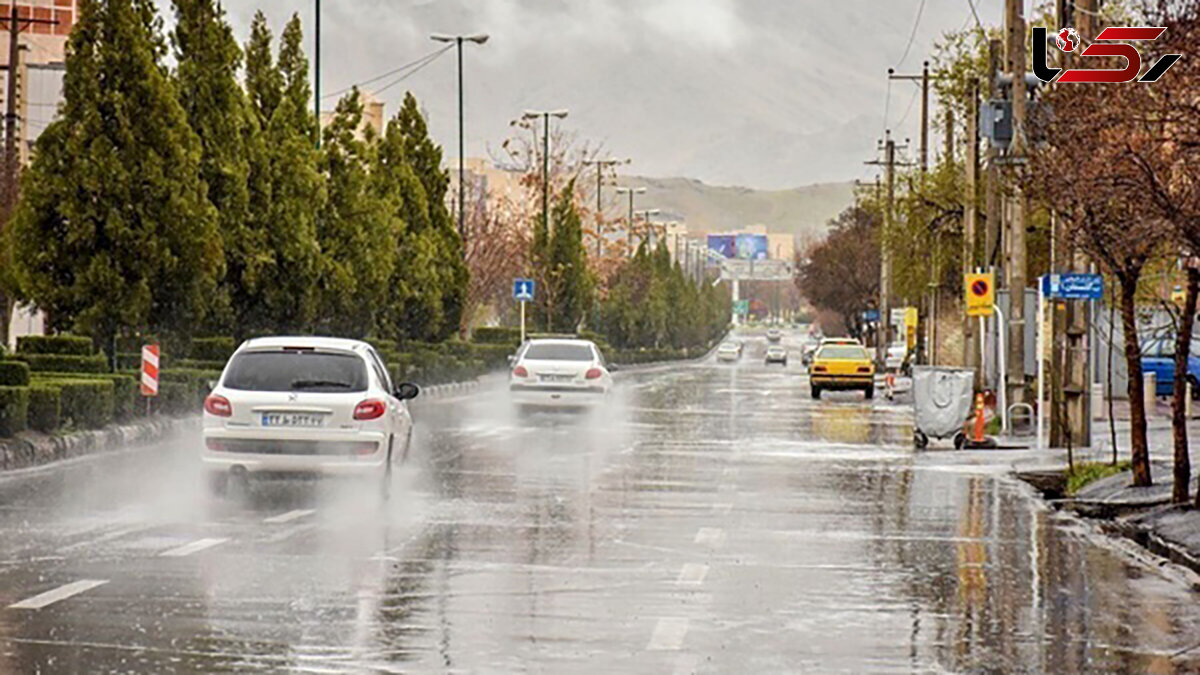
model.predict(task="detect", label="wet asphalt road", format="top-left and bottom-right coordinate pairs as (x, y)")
top-left (1, 327), bottom-right (1199, 674)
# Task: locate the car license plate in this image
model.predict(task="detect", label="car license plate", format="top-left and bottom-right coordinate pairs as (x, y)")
top-left (540, 374), bottom-right (574, 382)
top-left (261, 413), bottom-right (325, 427)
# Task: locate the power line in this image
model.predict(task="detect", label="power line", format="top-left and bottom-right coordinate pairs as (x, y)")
top-left (965, 0), bottom-right (985, 36)
top-left (370, 48), bottom-right (449, 96)
top-left (895, 0), bottom-right (927, 68)
top-left (321, 44), bottom-right (453, 100)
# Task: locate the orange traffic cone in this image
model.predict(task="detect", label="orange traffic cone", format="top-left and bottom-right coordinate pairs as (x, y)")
top-left (971, 393), bottom-right (987, 443)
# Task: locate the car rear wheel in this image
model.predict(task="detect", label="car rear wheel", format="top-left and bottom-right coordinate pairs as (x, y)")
top-left (864, 386), bottom-right (874, 400)
top-left (811, 386), bottom-right (822, 399)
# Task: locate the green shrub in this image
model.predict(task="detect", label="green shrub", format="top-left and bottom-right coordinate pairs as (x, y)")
top-left (174, 358), bottom-right (227, 371)
top-left (115, 352), bottom-right (142, 371)
top-left (0, 360), bottom-right (31, 386)
top-left (48, 379), bottom-right (114, 429)
top-left (30, 372), bottom-right (139, 421)
top-left (157, 381), bottom-right (196, 415)
top-left (0, 386), bottom-right (29, 436)
top-left (17, 353), bottom-right (109, 374)
top-left (367, 337), bottom-right (399, 353)
top-left (1066, 461), bottom-right (1133, 495)
top-left (471, 326), bottom-right (522, 345)
top-left (27, 385), bottom-right (61, 432)
top-left (189, 337), bottom-right (235, 362)
top-left (16, 334), bottom-right (93, 356)
top-left (472, 344), bottom-right (516, 368)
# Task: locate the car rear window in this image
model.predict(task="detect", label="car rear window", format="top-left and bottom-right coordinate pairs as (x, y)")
top-left (818, 345), bottom-right (869, 360)
top-left (222, 350), bottom-right (368, 392)
top-left (523, 343), bottom-right (594, 361)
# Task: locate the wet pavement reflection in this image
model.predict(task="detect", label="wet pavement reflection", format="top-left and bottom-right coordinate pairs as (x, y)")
top-left (0, 329), bottom-right (1198, 673)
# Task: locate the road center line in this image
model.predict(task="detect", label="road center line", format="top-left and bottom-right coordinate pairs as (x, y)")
top-left (263, 509), bottom-right (316, 524)
top-left (9, 579), bottom-right (108, 610)
top-left (647, 617), bottom-right (689, 651)
top-left (159, 537), bottom-right (229, 558)
top-left (676, 563), bottom-right (709, 586)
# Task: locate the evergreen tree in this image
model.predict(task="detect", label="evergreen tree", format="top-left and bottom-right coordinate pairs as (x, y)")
top-left (543, 182), bottom-right (593, 333)
top-left (373, 114), bottom-right (443, 341)
top-left (394, 92), bottom-right (468, 338)
top-left (278, 14), bottom-right (317, 145)
top-left (244, 13), bottom-right (322, 334)
top-left (315, 89), bottom-right (394, 337)
top-left (11, 0), bottom-right (221, 348)
top-left (171, 0), bottom-right (254, 333)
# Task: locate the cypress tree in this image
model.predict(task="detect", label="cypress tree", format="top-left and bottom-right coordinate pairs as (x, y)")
top-left (11, 0), bottom-right (221, 348)
top-left (544, 182), bottom-right (594, 333)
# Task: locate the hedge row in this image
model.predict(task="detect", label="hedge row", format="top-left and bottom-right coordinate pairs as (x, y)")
top-left (16, 353), bottom-right (109, 374)
top-left (0, 386), bottom-right (30, 436)
top-left (16, 334), bottom-right (93, 355)
top-left (0, 360), bottom-right (31, 386)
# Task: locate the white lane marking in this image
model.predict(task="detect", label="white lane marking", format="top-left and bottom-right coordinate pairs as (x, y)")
top-left (9, 579), bottom-right (108, 609)
top-left (694, 527), bottom-right (725, 546)
top-left (647, 617), bottom-right (689, 651)
top-left (264, 523), bottom-right (317, 544)
top-left (59, 524), bottom-right (152, 553)
top-left (159, 537), bottom-right (229, 558)
top-left (676, 563), bottom-right (709, 586)
top-left (263, 509), bottom-right (315, 524)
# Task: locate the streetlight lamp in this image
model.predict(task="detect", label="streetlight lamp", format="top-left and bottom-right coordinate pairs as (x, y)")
top-left (582, 157), bottom-right (628, 257)
top-left (615, 186), bottom-right (646, 256)
top-left (522, 110), bottom-right (569, 236)
top-left (635, 208), bottom-right (661, 250)
top-left (431, 33), bottom-right (489, 244)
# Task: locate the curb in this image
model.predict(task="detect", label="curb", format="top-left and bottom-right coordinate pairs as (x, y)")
top-left (418, 378), bottom-right (482, 399)
top-left (0, 415), bottom-right (198, 473)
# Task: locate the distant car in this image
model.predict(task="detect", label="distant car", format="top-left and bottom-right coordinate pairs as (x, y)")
top-left (810, 340), bottom-right (875, 399)
top-left (717, 341), bottom-right (741, 362)
top-left (1141, 336), bottom-right (1200, 398)
top-left (201, 337), bottom-right (419, 499)
top-left (509, 338), bottom-right (614, 411)
top-left (766, 328), bottom-right (783, 343)
top-left (765, 345), bottom-right (788, 366)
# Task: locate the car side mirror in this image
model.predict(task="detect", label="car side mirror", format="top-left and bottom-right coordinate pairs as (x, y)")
top-left (206, 379), bottom-right (217, 392)
top-left (394, 382), bottom-right (420, 400)
top-left (507, 354), bottom-right (517, 366)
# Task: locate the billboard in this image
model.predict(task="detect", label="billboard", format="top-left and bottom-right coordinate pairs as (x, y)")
top-left (707, 233), bottom-right (768, 260)
top-left (707, 234), bottom-right (736, 259)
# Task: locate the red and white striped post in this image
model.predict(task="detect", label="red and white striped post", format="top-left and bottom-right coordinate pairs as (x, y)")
top-left (140, 344), bottom-right (159, 411)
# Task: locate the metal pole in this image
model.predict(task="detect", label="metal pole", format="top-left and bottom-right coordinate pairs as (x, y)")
top-left (1037, 283), bottom-right (1045, 449)
top-left (520, 300), bottom-right (526, 344)
top-left (920, 61), bottom-right (929, 174)
top-left (3, 5), bottom-right (19, 195)
top-left (542, 113), bottom-right (550, 234)
top-left (314, 0), bottom-right (320, 147)
top-left (457, 37), bottom-right (465, 242)
top-left (995, 302), bottom-right (1009, 434)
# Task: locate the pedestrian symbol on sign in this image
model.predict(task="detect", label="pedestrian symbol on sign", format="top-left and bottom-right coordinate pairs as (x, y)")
top-left (513, 278), bottom-right (535, 302)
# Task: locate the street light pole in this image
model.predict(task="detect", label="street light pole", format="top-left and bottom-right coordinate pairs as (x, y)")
top-left (583, 157), bottom-right (627, 257)
top-left (635, 208), bottom-right (661, 249)
top-left (432, 33), bottom-right (488, 244)
top-left (615, 187), bottom-right (646, 257)
top-left (522, 110), bottom-right (569, 238)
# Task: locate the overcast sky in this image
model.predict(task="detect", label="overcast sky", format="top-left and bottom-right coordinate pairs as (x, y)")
top-left (172, 0), bottom-right (1008, 189)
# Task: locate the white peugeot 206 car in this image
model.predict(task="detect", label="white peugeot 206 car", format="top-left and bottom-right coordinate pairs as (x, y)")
top-left (509, 338), bottom-right (614, 411)
top-left (201, 337), bottom-right (419, 498)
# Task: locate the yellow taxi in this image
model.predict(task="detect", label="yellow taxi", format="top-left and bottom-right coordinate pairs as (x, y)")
top-left (809, 338), bottom-right (875, 400)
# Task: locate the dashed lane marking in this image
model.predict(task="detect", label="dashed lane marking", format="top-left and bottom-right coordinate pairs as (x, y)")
top-left (9, 580), bottom-right (108, 610)
top-left (676, 563), bottom-right (709, 586)
top-left (158, 537), bottom-right (229, 558)
top-left (647, 617), bottom-right (689, 651)
top-left (263, 509), bottom-right (316, 524)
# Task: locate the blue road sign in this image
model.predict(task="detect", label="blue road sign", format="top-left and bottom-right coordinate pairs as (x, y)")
top-left (513, 278), bottom-right (535, 302)
top-left (1040, 273), bottom-right (1103, 300)
top-left (862, 309), bottom-right (880, 322)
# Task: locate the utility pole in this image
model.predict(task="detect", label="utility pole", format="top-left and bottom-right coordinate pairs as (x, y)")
top-left (984, 39), bottom-right (1003, 274)
top-left (964, 78), bottom-right (980, 387)
top-left (0, 6), bottom-right (55, 348)
top-left (583, 157), bottom-right (625, 257)
top-left (1005, 0), bottom-right (1028, 406)
top-left (314, 0), bottom-right (319, 146)
top-left (865, 132), bottom-right (910, 368)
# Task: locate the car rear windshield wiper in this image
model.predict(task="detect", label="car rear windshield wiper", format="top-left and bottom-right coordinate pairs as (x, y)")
top-left (290, 379), bottom-right (354, 390)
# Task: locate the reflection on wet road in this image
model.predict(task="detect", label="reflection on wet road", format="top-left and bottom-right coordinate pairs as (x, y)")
top-left (0, 329), bottom-right (1198, 673)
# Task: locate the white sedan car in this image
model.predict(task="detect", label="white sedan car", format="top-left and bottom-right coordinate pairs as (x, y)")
top-left (716, 341), bottom-right (741, 362)
top-left (201, 337), bottom-right (418, 498)
top-left (509, 338), bottom-right (614, 410)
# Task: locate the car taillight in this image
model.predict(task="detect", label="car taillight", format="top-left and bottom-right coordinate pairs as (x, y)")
top-left (585, 368), bottom-right (603, 380)
top-left (857, 366), bottom-right (872, 373)
top-left (813, 365), bottom-right (827, 373)
top-left (513, 365), bottom-right (528, 378)
top-left (204, 394), bottom-right (232, 417)
top-left (354, 399), bottom-right (386, 420)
